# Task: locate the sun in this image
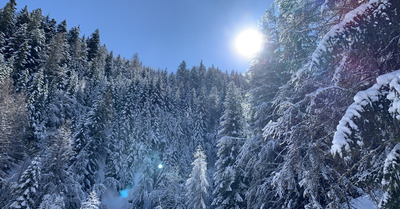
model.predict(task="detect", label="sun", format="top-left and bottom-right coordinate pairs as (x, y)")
top-left (235, 28), bottom-right (264, 58)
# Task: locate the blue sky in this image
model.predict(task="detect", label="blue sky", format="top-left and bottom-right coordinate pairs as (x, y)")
top-left (13, 0), bottom-right (273, 73)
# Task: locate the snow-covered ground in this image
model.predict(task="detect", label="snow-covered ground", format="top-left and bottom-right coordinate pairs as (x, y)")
top-left (351, 195), bottom-right (376, 209)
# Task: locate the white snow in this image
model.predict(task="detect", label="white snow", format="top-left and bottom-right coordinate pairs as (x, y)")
top-left (312, 0), bottom-right (391, 67)
top-left (383, 143), bottom-right (400, 178)
top-left (350, 195), bottom-right (376, 209)
top-left (332, 70), bottom-right (400, 157)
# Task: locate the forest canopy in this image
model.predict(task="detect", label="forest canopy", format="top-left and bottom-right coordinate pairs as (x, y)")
top-left (1, 0), bottom-right (400, 208)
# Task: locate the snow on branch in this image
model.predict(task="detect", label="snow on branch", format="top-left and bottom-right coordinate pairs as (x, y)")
top-left (331, 70), bottom-right (400, 157)
top-left (379, 142), bottom-right (400, 207)
top-left (311, 0), bottom-right (391, 67)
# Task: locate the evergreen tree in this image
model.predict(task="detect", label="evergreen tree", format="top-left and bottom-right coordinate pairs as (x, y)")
top-left (256, 0), bottom-right (400, 208)
top-left (87, 29), bottom-right (100, 62)
top-left (38, 194), bottom-right (65, 209)
top-left (275, 0), bottom-right (327, 73)
top-left (15, 6), bottom-right (30, 29)
top-left (41, 121), bottom-right (74, 195)
top-left (212, 82), bottom-right (246, 209)
top-left (10, 158), bottom-right (41, 209)
top-left (13, 41), bottom-right (30, 91)
top-left (186, 145), bottom-right (209, 209)
top-left (0, 53), bottom-right (12, 83)
top-left (191, 87), bottom-right (207, 148)
top-left (104, 51), bottom-right (114, 78)
top-left (0, 0), bottom-right (17, 37)
top-left (236, 6), bottom-right (289, 208)
top-left (72, 86), bottom-right (113, 191)
top-left (80, 190), bottom-right (100, 209)
top-left (43, 25), bottom-right (69, 87)
top-left (4, 22), bottom-right (28, 60)
top-left (25, 9), bottom-right (45, 75)
top-left (218, 82), bottom-right (245, 138)
top-left (28, 68), bottom-right (48, 141)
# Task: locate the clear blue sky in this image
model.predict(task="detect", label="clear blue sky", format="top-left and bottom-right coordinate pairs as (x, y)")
top-left (12, 0), bottom-right (273, 73)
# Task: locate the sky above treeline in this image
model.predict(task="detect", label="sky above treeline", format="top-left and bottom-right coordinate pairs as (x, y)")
top-left (12, 0), bottom-right (273, 73)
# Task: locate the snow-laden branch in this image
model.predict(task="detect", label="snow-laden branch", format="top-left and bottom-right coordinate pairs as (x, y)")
top-left (331, 70), bottom-right (400, 157)
top-left (379, 142), bottom-right (400, 207)
top-left (312, 0), bottom-right (391, 66)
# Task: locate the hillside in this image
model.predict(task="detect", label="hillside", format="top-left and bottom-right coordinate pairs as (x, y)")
top-left (1, 0), bottom-right (400, 208)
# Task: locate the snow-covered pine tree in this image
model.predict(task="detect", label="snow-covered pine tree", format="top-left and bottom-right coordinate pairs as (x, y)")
top-left (191, 87), bottom-right (207, 148)
top-left (25, 9), bottom-right (45, 77)
top-left (28, 68), bottom-right (48, 142)
top-left (86, 29), bottom-right (100, 63)
top-left (80, 190), bottom-right (100, 209)
top-left (157, 166), bottom-right (186, 209)
top-left (67, 26), bottom-right (89, 79)
top-left (4, 22), bottom-right (27, 61)
top-left (41, 121), bottom-right (74, 196)
top-left (275, 0), bottom-right (327, 73)
top-left (43, 23), bottom-right (70, 88)
top-left (235, 7), bottom-right (290, 208)
top-left (38, 194), bottom-right (65, 209)
top-left (0, 53), bottom-right (12, 82)
top-left (12, 38), bottom-right (30, 91)
top-left (15, 6), bottom-right (30, 30)
top-left (104, 51), bottom-right (114, 78)
top-left (71, 85), bottom-right (113, 192)
top-left (0, 0), bottom-right (16, 38)
top-left (186, 145), bottom-right (209, 209)
top-left (212, 82), bottom-right (246, 209)
top-left (10, 157), bottom-right (41, 209)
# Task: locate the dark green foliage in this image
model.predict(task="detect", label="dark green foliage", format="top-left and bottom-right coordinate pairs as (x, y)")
top-left (0, 0), bottom-right (16, 37)
top-left (87, 29), bottom-right (100, 62)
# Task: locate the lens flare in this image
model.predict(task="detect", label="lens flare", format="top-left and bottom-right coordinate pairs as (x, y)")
top-left (120, 188), bottom-right (129, 198)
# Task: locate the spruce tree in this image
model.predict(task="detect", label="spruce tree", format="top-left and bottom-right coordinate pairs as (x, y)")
top-left (87, 29), bottom-right (100, 62)
top-left (186, 145), bottom-right (209, 209)
top-left (38, 194), bottom-right (65, 209)
top-left (212, 82), bottom-right (246, 209)
top-left (15, 6), bottom-right (30, 29)
top-left (0, 0), bottom-right (17, 37)
top-left (80, 190), bottom-right (100, 209)
top-left (41, 121), bottom-right (74, 195)
top-left (10, 158), bottom-right (41, 209)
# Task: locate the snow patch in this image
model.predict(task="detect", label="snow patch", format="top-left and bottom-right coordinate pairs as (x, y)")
top-left (350, 195), bottom-right (376, 209)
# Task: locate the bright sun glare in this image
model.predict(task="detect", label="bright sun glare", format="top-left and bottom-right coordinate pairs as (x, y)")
top-left (235, 29), bottom-right (264, 58)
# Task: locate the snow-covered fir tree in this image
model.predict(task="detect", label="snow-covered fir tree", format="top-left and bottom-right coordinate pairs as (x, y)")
top-left (38, 194), bottom-right (65, 209)
top-left (212, 82), bottom-right (246, 209)
top-left (186, 145), bottom-right (209, 209)
top-left (10, 158), bottom-right (41, 209)
top-left (80, 190), bottom-right (100, 209)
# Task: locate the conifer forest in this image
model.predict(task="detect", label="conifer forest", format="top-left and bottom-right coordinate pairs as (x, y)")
top-left (1, 0), bottom-right (400, 208)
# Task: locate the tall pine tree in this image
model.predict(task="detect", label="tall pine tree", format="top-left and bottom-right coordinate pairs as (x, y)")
top-left (186, 145), bottom-right (209, 209)
top-left (212, 82), bottom-right (246, 209)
